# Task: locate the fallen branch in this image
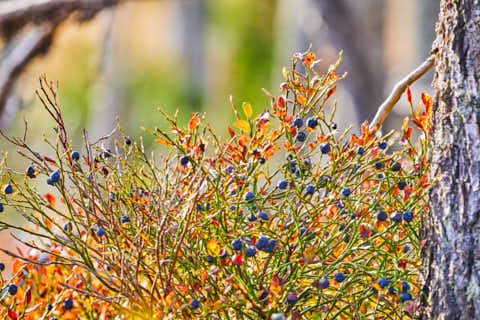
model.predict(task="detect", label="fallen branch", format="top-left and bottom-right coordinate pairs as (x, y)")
top-left (370, 55), bottom-right (435, 131)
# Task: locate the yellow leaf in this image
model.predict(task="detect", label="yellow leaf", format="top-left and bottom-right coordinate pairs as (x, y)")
top-left (242, 102), bottom-right (253, 119)
top-left (207, 239), bottom-right (220, 256)
top-left (156, 138), bottom-right (173, 147)
top-left (282, 67), bottom-right (289, 80)
top-left (233, 120), bottom-right (250, 133)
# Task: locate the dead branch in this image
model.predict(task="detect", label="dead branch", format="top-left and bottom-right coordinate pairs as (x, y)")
top-left (370, 55), bottom-right (435, 131)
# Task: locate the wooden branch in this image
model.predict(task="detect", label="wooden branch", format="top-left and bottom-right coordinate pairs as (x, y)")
top-left (370, 55), bottom-right (435, 131)
top-left (0, 24), bottom-right (56, 118)
top-left (0, 0), bottom-right (121, 39)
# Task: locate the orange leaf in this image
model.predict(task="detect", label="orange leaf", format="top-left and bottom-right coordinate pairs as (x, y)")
top-left (156, 138), bottom-right (173, 147)
top-left (297, 95), bottom-right (306, 106)
top-left (304, 52), bottom-right (315, 67)
top-left (188, 114), bottom-right (200, 132)
top-left (44, 193), bottom-right (56, 206)
top-left (233, 120), bottom-right (250, 133)
top-left (269, 275), bottom-right (283, 297)
top-left (242, 102), bottom-right (253, 119)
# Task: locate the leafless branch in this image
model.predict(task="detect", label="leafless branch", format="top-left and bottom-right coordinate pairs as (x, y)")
top-left (370, 55), bottom-right (435, 131)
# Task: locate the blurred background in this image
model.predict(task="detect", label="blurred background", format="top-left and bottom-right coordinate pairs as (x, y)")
top-left (0, 0), bottom-right (438, 264)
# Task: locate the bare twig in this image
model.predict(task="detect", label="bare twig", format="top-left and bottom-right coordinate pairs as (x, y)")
top-left (370, 55), bottom-right (435, 131)
top-left (0, 24), bottom-right (55, 118)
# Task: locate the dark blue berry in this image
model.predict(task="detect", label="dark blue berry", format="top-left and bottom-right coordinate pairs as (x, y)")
top-left (339, 224), bottom-right (346, 231)
top-left (47, 303), bottom-right (53, 311)
top-left (206, 255), bottom-right (214, 263)
top-left (357, 147), bottom-right (364, 155)
top-left (245, 247), bottom-right (256, 257)
top-left (306, 117), bottom-right (318, 129)
top-left (50, 171), bottom-right (61, 184)
top-left (121, 215), bottom-right (131, 224)
top-left (305, 184), bottom-right (315, 195)
top-left (189, 299), bottom-right (200, 309)
top-left (390, 161), bottom-right (401, 172)
top-left (8, 284), bottom-right (17, 295)
top-left (258, 211), bottom-right (269, 221)
top-left (319, 277), bottom-right (330, 289)
top-left (376, 210), bottom-right (388, 222)
top-left (63, 298), bottom-right (73, 310)
top-left (341, 187), bottom-right (351, 197)
top-left (403, 210), bottom-right (413, 222)
top-left (0, 203), bottom-right (3, 212)
top-left (259, 157), bottom-right (266, 164)
top-left (4, 184), bottom-right (13, 194)
top-left (230, 205), bottom-right (236, 211)
top-left (244, 192), bottom-right (255, 203)
top-left (252, 149), bottom-right (260, 156)
top-left (375, 161), bottom-right (385, 170)
top-left (231, 238), bottom-right (242, 251)
top-left (247, 214), bottom-right (257, 222)
top-left (403, 244), bottom-right (411, 253)
top-left (334, 272), bottom-right (345, 283)
top-left (388, 286), bottom-right (396, 295)
top-left (331, 123), bottom-right (337, 130)
top-left (398, 180), bottom-right (407, 190)
top-left (296, 131), bottom-right (307, 142)
top-left (0, 262), bottom-right (4, 271)
top-left (391, 212), bottom-right (402, 222)
top-left (255, 235), bottom-right (269, 250)
top-left (400, 292), bottom-right (412, 302)
top-left (320, 143), bottom-right (331, 154)
top-left (293, 117), bottom-right (304, 128)
top-left (63, 222), bottom-right (72, 232)
top-left (125, 137), bottom-right (132, 145)
top-left (179, 156), bottom-right (189, 166)
top-left (377, 278), bottom-right (390, 289)
top-left (278, 180), bottom-right (288, 190)
top-left (378, 141), bottom-right (387, 149)
top-left (96, 227), bottom-right (106, 237)
top-left (27, 166), bottom-right (35, 176)
top-left (71, 151), bottom-right (80, 161)
top-left (264, 239), bottom-right (277, 253)
top-left (226, 166), bottom-right (235, 174)
top-left (401, 281), bottom-right (410, 292)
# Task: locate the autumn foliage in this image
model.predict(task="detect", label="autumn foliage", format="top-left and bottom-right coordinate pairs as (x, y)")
top-left (0, 50), bottom-right (432, 319)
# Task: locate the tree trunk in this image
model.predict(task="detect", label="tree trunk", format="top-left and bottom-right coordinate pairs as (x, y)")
top-left (420, 1), bottom-right (480, 319)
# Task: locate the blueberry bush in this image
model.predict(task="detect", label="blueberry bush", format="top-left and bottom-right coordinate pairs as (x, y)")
top-left (0, 50), bottom-right (433, 319)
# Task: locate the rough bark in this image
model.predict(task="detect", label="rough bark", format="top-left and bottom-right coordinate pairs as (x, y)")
top-left (419, 0), bottom-right (480, 319)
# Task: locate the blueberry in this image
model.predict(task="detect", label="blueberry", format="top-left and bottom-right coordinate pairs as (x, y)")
top-left (230, 205), bottom-right (236, 211)
top-left (278, 180), bottom-right (288, 190)
top-left (189, 298), bottom-right (199, 309)
top-left (331, 123), bottom-right (337, 130)
top-left (245, 247), bottom-right (256, 257)
top-left (306, 117), bottom-right (318, 129)
top-left (231, 238), bottom-right (242, 251)
top-left (377, 173), bottom-right (385, 179)
top-left (0, 262), bottom-right (4, 271)
top-left (319, 277), bottom-right (330, 289)
top-left (96, 227), bottom-right (106, 237)
top-left (259, 289), bottom-right (269, 300)
top-left (305, 184), bottom-right (315, 195)
top-left (400, 292), bottom-right (412, 302)
top-left (206, 255), bottom-right (214, 263)
top-left (376, 210), bottom-right (388, 222)
top-left (377, 278), bottom-right (390, 289)
top-left (62, 297), bottom-right (73, 309)
top-left (264, 239), bottom-right (277, 253)
top-left (334, 272), bottom-right (345, 283)
top-left (252, 149), bottom-right (260, 156)
top-left (401, 281), bottom-right (410, 292)
top-left (259, 157), bottom-right (266, 164)
top-left (293, 117), bottom-right (304, 128)
top-left (320, 143), bottom-right (331, 154)
top-left (388, 286), bottom-right (396, 295)
top-left (50, 171), bottom-right (61, 184)
top-left (256, 235), bottom-right (269, 250)
top-left (179, 156), bottom-right (189, 166)
top-left (71, 151), bottom-right (80, 161)
top-left (50, 318), bottom-right (58, 320)
top-left (258, 211), bottom-right (269, 221)
top-left (125, 137), bottom-right (132, 145)
top-left (403, 210), bottom-right (413, 222)
top-left (296, 131), bottom-right (307, 142)
top-left (341, 187), bottom-right (351, 197)
top-left (390, 161), bottom-right (401, 172)
top-left (244, 192), bottom-right (255, 203)
top-left (0, 203), bottom-right (3, 212)
top-left (102, 149), bottom-right (112, 158)
top-left (378, 141), bottom-right (387, 149)
top-left (403, 244), bottom-right (411, 253)
top-left (375, 161), bottom-right (385, 170)
top-left (303, 159), bottom-right (312, 168)
top-left (398, 180), bottom-right (407, 190)
top-left (390, 212), bottom-right (402, 222)
top-left (357, 147), bottom-right (365, 155)
top-left (286, 291), bottom-right (298, 305)
top-left (339, 224), bottom-right (346, 231)
top-left (7, 284), bottom-right (17, 295)
top-left (47, 303), bottom-right (53, 311)
top-left (121, 215), bottom-right (131, 224)
top-left (4, 184), bottom-right (13, 194)
top-left (27, 166), bottom-right (35, 176)
top-left (226, 166), bottom-right (235, 174)
top-left (62, 222), bottom-right (72, 232)
top-left (247, 214), bottom-right (257, 222)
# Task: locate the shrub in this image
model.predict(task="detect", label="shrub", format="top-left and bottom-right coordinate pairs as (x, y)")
top-left (0, 50), bottom-right (432, 319)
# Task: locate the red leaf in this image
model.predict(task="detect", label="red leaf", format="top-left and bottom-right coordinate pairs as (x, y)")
top-left (8, 309), bottom-right (18, 320)
top-left (406, 86), bottom-right (412, 105)
top-left (25, 287), bottom-right (31, 304)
